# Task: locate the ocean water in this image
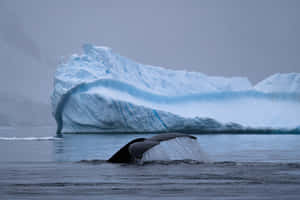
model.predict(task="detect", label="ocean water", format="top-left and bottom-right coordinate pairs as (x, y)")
top-left (1, 127), bottom-right (300, 199)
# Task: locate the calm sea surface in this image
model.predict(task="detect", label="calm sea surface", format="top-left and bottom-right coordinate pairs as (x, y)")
top-left (1, 127), bottom-right (300, 199)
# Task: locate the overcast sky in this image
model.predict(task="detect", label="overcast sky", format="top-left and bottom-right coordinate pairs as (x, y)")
top-left (0, 0), bottom-right (299, 103)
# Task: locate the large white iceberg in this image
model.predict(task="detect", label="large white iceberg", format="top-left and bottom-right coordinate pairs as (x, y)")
top-left (51, 44), bottom-right (300, 134)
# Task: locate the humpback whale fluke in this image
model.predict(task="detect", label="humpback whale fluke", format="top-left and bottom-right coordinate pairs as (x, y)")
top-left (108, 133), bottom-right (197, 163)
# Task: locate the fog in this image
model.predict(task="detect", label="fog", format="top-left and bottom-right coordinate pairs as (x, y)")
top-left (0, 0), bottom-right (299, 103)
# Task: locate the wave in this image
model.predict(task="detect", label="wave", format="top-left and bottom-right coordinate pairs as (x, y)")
top-left (77, 159), bottom-right (300, 169)
top-left (0, 136), bottom-right (62, 141)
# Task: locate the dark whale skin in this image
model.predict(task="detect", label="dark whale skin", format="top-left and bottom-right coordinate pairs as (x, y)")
top-left (107, 133), bottom-right (196, 163)
top-left (108, 138), bottom-right (146, 163)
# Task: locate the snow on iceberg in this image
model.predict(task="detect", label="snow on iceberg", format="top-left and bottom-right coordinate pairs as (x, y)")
top-left (255, 73), bottom-right (300, 93)
top-left (51, 44), bottom-right (300, 134)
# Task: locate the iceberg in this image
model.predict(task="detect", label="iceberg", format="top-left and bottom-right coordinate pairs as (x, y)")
top-left (51, 44), bottom-right (300, 134)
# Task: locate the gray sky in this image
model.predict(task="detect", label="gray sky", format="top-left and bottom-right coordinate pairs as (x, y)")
top-left (0, 0), bottom-right (299, 103)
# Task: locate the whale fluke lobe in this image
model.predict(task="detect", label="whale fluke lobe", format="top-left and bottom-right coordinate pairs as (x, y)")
top-left (108, 138), bottom-right (146, 163)
top-left (129, 140), bottom-right (159, 160)
top-left (148, 133), bottom-right (197, 141)
top-left (108, 133), bottom-right (198, 163)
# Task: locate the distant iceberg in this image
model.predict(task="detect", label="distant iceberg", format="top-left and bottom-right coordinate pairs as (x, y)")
top-left (51, 44), bottom-right (300, 134)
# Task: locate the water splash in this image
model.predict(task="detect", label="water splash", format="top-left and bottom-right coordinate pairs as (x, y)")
top-left (141, 137), bottom-right (209, 162)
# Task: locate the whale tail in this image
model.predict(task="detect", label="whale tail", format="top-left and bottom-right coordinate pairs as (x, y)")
top-left (108, 138), bottom-right (146, 163)
top-left (108, 133), bottom-right (201, 163)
